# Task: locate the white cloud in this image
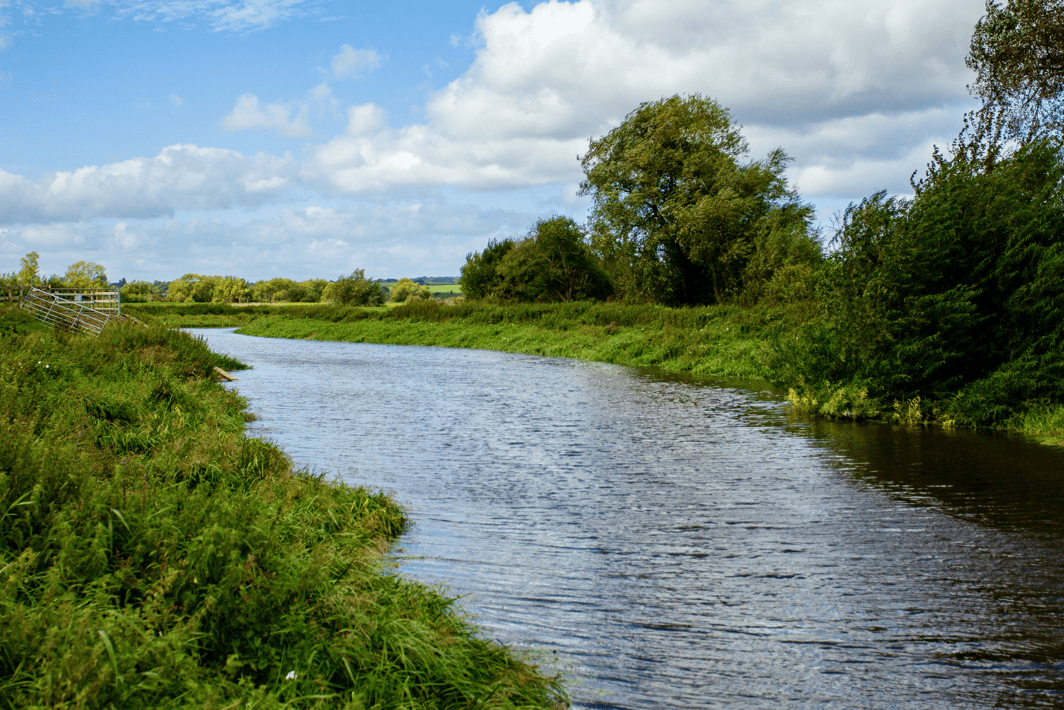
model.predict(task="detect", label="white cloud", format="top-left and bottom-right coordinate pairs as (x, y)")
top-left (169, 94), bottom-right (183, 107)
top-left (305, 0), bottom-right (984, 200)
top-left (219, 93), bottom-right (313, 138)
top-left (0, 144), bottom-right (297, 224)
top-left (0, 202), bottom-right (536, 280)
top-left (303, 103), bottom-right (586, 194)
top-left (744, 106), bottom-right (971, 197)
top-left (308, 82), bottom-right (340, 118)
top-left (1, 0), bottom-right (991, 266)
top-left (331, 44), bottom-right (384, 80)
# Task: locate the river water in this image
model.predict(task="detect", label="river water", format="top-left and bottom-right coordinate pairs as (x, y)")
top-left (195, 329), bottom-right (1064, 709)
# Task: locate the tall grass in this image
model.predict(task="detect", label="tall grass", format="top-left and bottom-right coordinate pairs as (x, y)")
top-left (0, 306), bottom-right (566, 709)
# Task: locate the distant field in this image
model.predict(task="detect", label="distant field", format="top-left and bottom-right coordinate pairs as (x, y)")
top-left (378, 281), bottom-right (463, 296)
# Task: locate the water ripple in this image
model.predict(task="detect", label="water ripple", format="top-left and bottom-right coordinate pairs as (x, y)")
top-left (196, 330), bottom-right (1064, 709)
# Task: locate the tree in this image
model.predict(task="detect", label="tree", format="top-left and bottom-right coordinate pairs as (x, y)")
top-left (303, 279), bottom-right (329, 303)
top-left (18, 252), bottom-right (40, 296)
top-left (967, 0), bottom-right (1064, 145)
top-left (496, 217), bottom-right (612, 302)
top-left (389, 278), bottom-right (432, 303)
top-left (120, 281), bottom-right (160, 303)
top-left (167, 274), bottom-right (216, 302)
top-left (63, 261), bottom-right (108, 288)
top-left (778, 141), bottom-right (1064, 425)
top-left (324, 270), bottom-right (384, 306)
top-left (459, 239), bottom-right (516, 299)
top-left (580, 94), bottom-right (816, 305)
top-left (212, 276), bottom-right (251, 304)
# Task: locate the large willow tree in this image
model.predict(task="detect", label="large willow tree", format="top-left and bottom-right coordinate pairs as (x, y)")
top-left (580, 94), bottom-right (818, 306)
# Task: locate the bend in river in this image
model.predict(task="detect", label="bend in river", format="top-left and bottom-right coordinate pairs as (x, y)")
top-left (196, 329), bottom-right (1064, 709)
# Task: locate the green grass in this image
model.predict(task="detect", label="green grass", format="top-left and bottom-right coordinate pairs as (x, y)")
top-left (223, 300), bottom-right (780, 382)
top-left (423, 285), bottom-right (462, 296)
top-left (125, 299), bottom-right (1064, 445)
top-left (0, 305), bottom-right (566, 709)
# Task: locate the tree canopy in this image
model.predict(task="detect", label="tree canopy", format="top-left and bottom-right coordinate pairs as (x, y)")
top-left (459, 217), bottom-right (612, 302)
top-left (18, 252), bottom-right (40, 291)
top-left (63, 261), bottom-right (108, 288)
top-left (389, 278), bottom-right (432, 303)
top-left (967, 0), bottom-right (1064, 145)
top-left (777, 140), bottom-right (1064, 425)
top-left (323, 269), bottom-right (384, 306)
top-left (580, 94), bottom-right (817, 306)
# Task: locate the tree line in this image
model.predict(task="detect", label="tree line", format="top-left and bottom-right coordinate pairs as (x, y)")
top-left (143, 273), bottom-right (435, 305)
top-left (459, 93), bottom-right (822, 306)
top-left (0, 255), bottom-right (111, 299)
top-left (1, 257), bottom-right (441, 307)
top-left (459, 0), bottom-right (1064, 430)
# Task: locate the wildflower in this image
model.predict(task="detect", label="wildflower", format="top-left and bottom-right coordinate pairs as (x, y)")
top-left (285, 670), bottom-right (297, 681)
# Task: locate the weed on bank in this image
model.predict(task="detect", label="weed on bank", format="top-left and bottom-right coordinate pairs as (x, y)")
top-left (0, 306), bottom-right (566, 709)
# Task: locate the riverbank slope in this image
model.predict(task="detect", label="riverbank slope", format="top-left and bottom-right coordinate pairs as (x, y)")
top-left (125, 300), bottom-right (785, 382)
top-left (124, 300), bottom-right (1064, 445)
top-left (0, 305), bottom-right (565, 709)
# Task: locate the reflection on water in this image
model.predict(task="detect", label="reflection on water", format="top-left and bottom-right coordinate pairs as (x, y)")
top-left (196, 329), bottom-right (1064, 709)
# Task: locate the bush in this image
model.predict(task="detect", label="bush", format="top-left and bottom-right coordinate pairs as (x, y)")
top-left (771, 140), bottom-right (1064, 426)
top-left (460, 217), bottom-right (612, 302)
top-left (389, 278), bottom-right (432, 303)
top-left (323, 269), bottom-right (385, 306)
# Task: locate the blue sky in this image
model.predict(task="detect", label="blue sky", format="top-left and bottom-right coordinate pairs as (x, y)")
top-left (1, 0), bottom-right (984, 282)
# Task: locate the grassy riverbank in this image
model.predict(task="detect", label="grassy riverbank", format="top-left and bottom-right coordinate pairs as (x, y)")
top-left (124, 300), bottom-right (1064, 444)
top-left (0, 305), bottom-right (565, 709)
top-left (126, 300), bottom-right (787, 381)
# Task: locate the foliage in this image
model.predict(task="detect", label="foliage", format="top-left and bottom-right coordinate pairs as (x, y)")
top-left (0, 306), bottom-right (566, 708)
top-left (248, 278), bottom-right (328, 303)
top-left (499, 217), bottom-right (613, 302)
top-left (772, 140), bottom-right (1064, 427)
top-left (459, 218), bottom-right (613, 303)
top-left (167, 274), bottom-right (216, 303)
top-left (459, 239), bottom-right (515, 300)
top-left (18, 252), bottom-right (40, 292)
top-left (967, 0), bottom-right (1064, 145)
top-left (212, 275), bottom-right (252, 304)
top-left (323, 269), bottom-right (385, 306)
top-left (119, 280), bottom-right (161, 303)
top-left (389, 277), bottom-right (432, 303)
top-left (580, 94), bottom-right (819, 305)
top-left (63, 260), bottom-right (109, 288)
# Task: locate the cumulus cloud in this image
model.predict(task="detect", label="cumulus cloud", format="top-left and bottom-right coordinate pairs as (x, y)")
top-left (0, 202), bottom-right (536, 280)
top-left (0, 144), bottom-right (297, 224)
top-left (2, 0), bottom-right (991, 260)
top-left (169, 94), bottom-right (183, 107)
top-left (331, 44), bottom-right (384, 80)
top-left (304, 0), bottom-right (984, 199)
top-left (303, 103), bottom-right (587, 194)
top-left (219, 93), bottom-right (313, 138)
top-left (425, 0), bottom-right (982, 139)
top-left (744, 106), bottom-right (967, 196)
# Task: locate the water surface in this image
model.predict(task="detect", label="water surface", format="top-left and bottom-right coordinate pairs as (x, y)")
top-left (196, 329), bottom-right (1064, 709)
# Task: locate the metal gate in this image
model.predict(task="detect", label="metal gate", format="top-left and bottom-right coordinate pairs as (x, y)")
top-left (20, 287), bottom-right (113, 336)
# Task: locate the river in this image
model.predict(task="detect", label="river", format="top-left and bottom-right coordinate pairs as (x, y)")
top-left (194, 328), bottom-right (1064, 709)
